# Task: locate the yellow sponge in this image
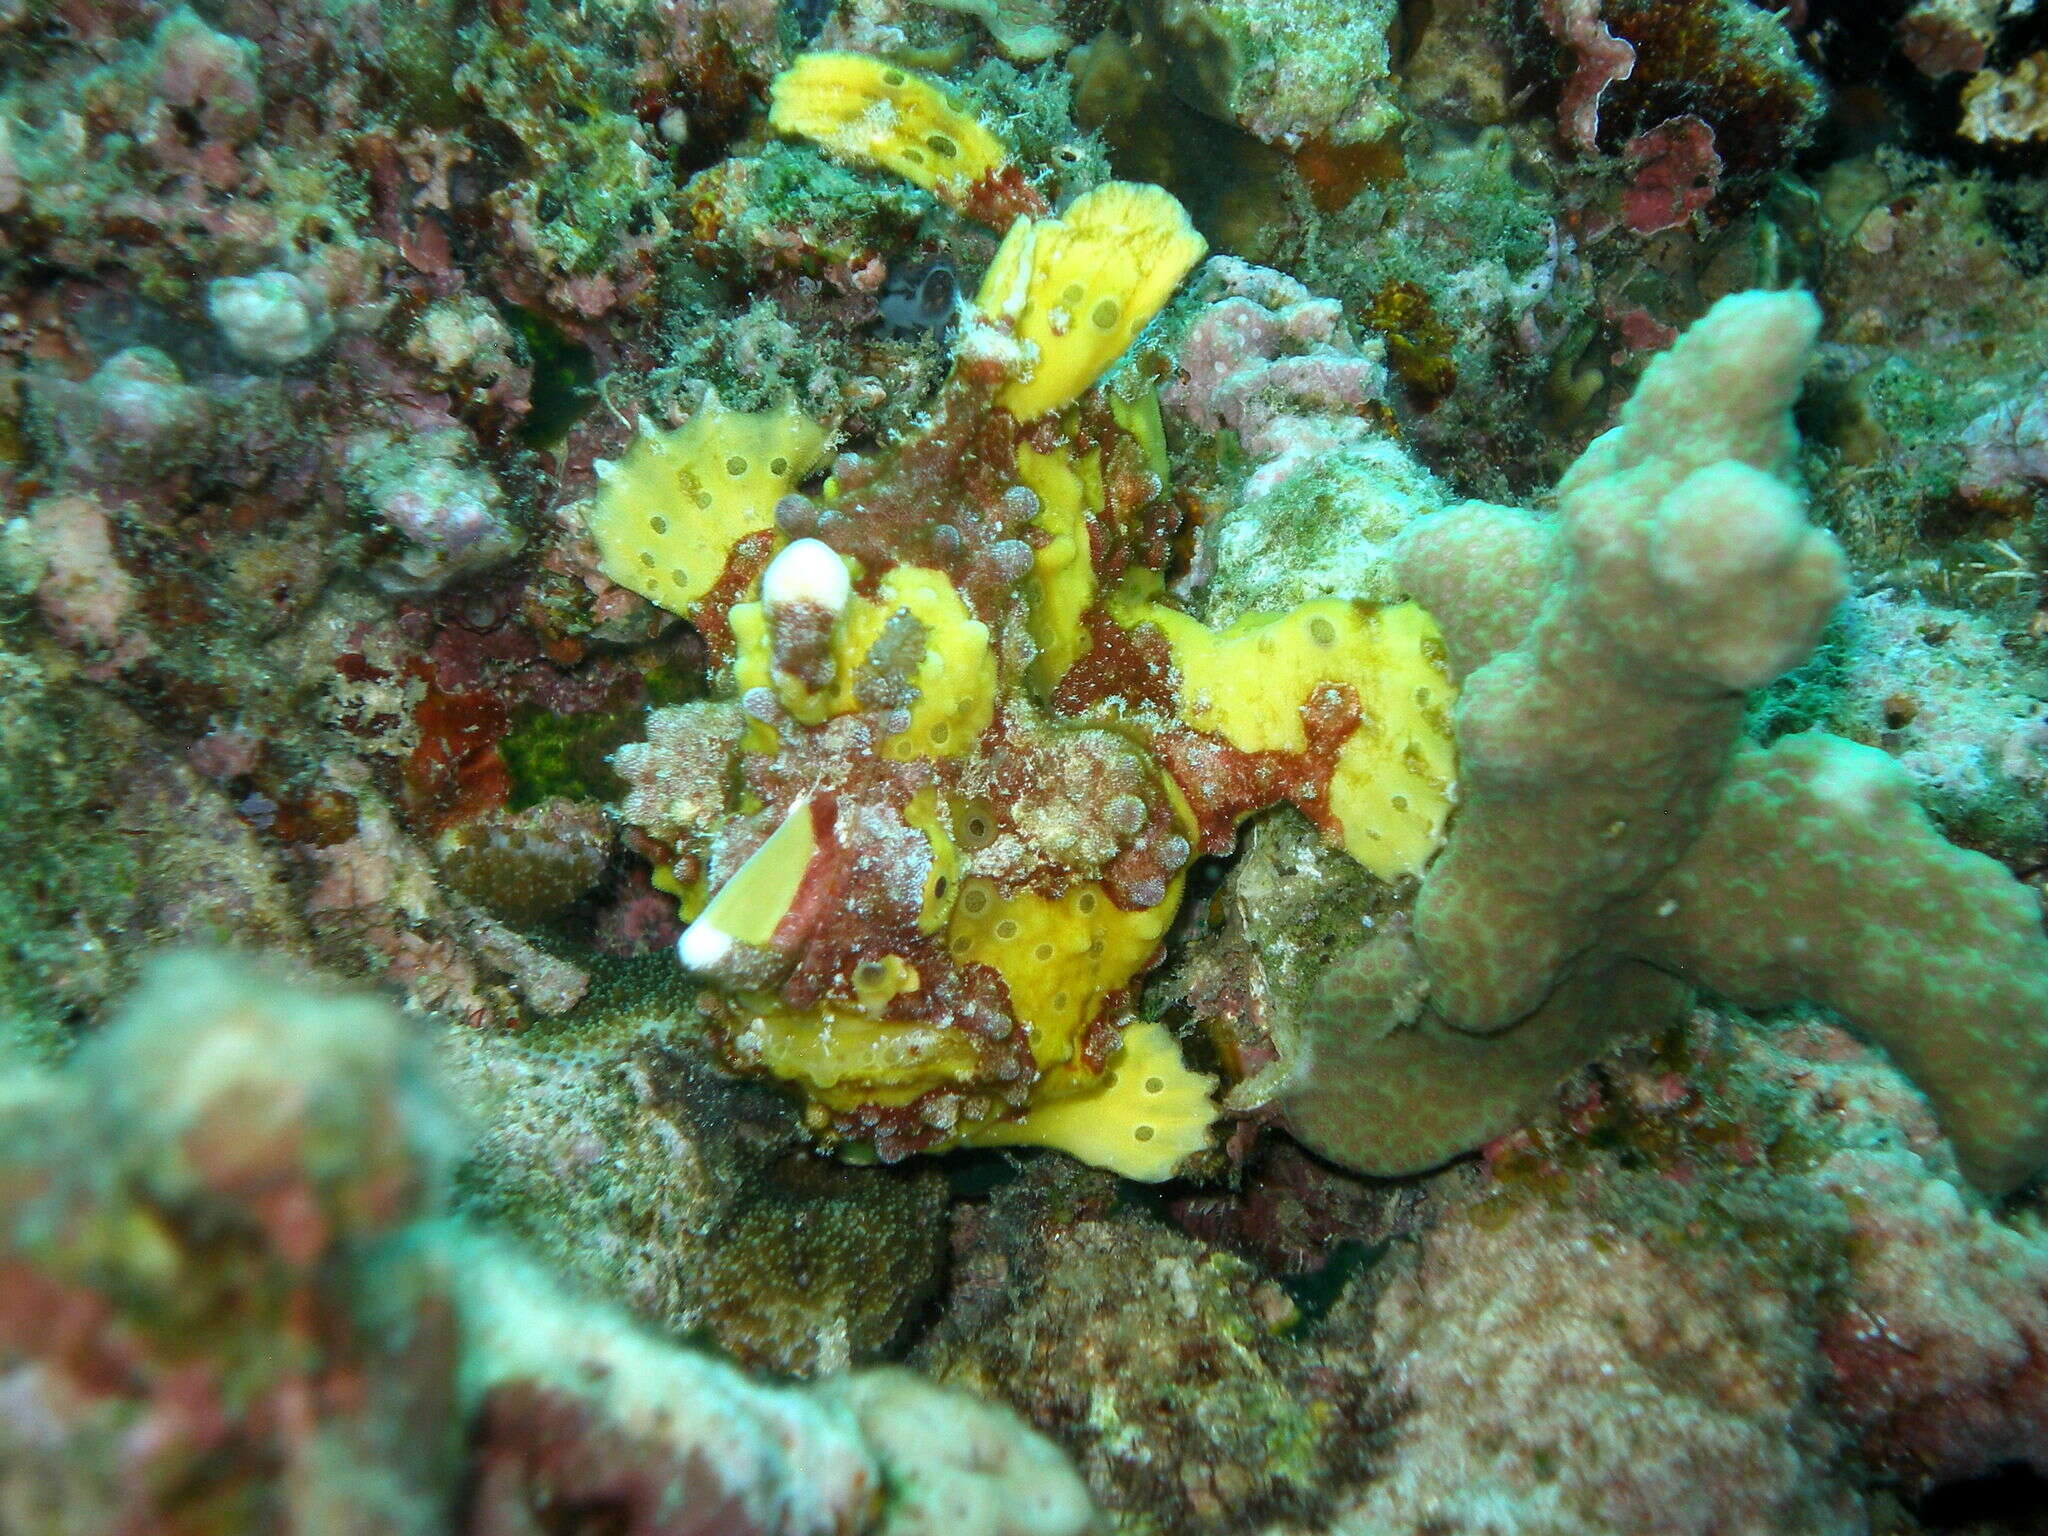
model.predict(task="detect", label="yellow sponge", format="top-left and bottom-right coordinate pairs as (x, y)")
top-left (1015, 438), bottom-right (1102, 694)
top-left (953, 1021), bottom-right (1217, 1181)
top-left (731, 565), bottom-right (997, 759)
top-left (944, 873), bottom-right (1180, 1071)
top-left (768, 51), bottom-right (1014, 206)
top-left (737, 998), bottom-right (983, 1106)
top-left (974, 181), bottom-right (1207, 421)
top-left (902, 788), bottom-right (963, 932)
top-left (1111, 584), bottom-right (1458, 880)
top-left (1110, 376), bottom-right (1171, 483)
top-left (586, 393), bottom-right (827, 620)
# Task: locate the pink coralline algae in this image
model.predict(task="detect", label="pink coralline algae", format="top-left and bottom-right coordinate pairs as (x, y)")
top-left (1715, 1014), bottom-right (2048, 1493)
top-left (1164, 257), bottom-right (1392, 499)
top-left (137, 3), bottom-right (267, 157)
top-left (208, 267), bottom-right (335, 365)
top-left (1816, 1143), bottom-right (2048, 1487)
top-left (26, 492), bottom-right (151, 671)
top-left (344, 426), bottom-right (525, 592)
top-left (33, 346), bottom-right (212, 479)
top-left (593, 865), bottom-right (688, 956)
top-left (1620, 115), bottom-right (1721, 235)
top-left (306, 782), bottom-right (591, 1022)
top-left (1281, 1007), bottom-right (2048, 1534)
top-left (1898, 0), bottom-right (2002, 78)
top-left (0, 952), bottom-right (458, 1533)
top-left (1541, 0), bottom-right (1637, 153)
top-left (1959, 371), bottom-right (2048, 505)
top-left (1329, 1199), bottom-right (1857, 1536)
top-left (1392, 1008), bottom-right (2048, 1526)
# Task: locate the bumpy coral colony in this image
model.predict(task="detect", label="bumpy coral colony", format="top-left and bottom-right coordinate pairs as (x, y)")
top-left (598, 54), bottom-right (1458, 1178)
top-left (1275, 288), bottom-right (2048, 1196)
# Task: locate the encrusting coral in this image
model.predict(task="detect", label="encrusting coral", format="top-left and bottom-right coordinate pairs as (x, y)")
top-left (1270, 290), bottom-right (2048, 1197)
top-left (599, 53), bottom-right (1460, 1180)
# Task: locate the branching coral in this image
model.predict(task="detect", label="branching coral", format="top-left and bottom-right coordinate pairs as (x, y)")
top-left (600, 56), bottom-right (1460, 1180)
top-left (1272, 291), bottom-right (2048, 1196)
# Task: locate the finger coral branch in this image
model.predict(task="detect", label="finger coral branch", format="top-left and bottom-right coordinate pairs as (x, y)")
top-left (1281, 290), bottom-right (2048, 1196)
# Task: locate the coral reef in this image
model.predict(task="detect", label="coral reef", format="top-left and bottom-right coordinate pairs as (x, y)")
top-left (1162, 256), bottom-right (1394, 502)
top-left (1536, 0), bottom-right (1824, 183)
top-left (452, 1018), bottom-right (951, 1376)
top-left (915, 1162), bottom-right (1383, 1534)
top-left (1128, 0), bottom-right (1403, 150)
top-left (0, 952), bottom-right (1095, 1535)
top-left (5, 0), bottom-right (2048, 1529)
top-left (1755, 586), bottom-right (2048, 865)
top-left (1271, 291), bottom-right (2048, 1195)
top-left (1334, 1197), bottom-right (1859, 1535)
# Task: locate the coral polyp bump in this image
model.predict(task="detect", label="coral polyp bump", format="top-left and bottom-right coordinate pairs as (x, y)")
top-left (602, 56), bottom-right (1460, 1179)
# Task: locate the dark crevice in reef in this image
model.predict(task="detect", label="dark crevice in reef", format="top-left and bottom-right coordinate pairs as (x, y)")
top-left (1914, 1462), bottom-right (2048, 1531)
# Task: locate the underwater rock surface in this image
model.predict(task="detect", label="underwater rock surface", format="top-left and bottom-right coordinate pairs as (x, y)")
top-left (4, 1), bottom-right (2048, 1532)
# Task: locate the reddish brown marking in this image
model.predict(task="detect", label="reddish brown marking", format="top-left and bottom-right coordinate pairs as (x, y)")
top-left (1079, 1008), bottom-right (1126, 1075)
top-left (1018, 411), bottom-right (1074, 458)
top-left (470, 1380), bottom-right (760, 1533)
top-left (842, 1097), bottom-right (962, 1161)
top-left (403, 668), bottom-right (511, 833)
top-left (0, 1263), bottom-right (132, 1397)
top-left (1150, 685), bottom-right (1363, 856)
top-left (1290, 683), bottom-right (1366, 835)
top-left (1100, 432), bottom-right (1179, 578)
top-left (691, 528), bottom-right (775, 661)
top-left (813, 377), bottom-right (1027, 622)
top-left (959, 164), bottom-right (1049, 230)
top-left (1364, 280), bottom-right (1457, 408)
top-left (766, 790), bottom-right (845, 958)
top-left (270, 785), bottom-right (361, 849)
top-left (1049, 609), bottom-right (1179, 717)
top-left (1293, 134), bottom-right (1405, 213)
top-left (333, 651), bottom-right (382, 684)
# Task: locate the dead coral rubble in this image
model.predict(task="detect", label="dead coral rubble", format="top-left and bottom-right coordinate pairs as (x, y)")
top-left (0, 952), bottom-right (1096, 1536)
top-left (453, 1020), bottom-right (951, 1378)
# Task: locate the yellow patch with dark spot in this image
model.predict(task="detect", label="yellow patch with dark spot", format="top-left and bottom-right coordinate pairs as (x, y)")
top-left (585, 392), bottom-right (826, 619)
top-left (975, 182), bottom-right (1206, 420)
top-left (769, 52), bottom-right (1013, 204)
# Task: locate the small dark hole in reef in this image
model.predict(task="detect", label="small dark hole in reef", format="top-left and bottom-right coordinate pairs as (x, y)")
top-left (1276, 1238), bottom-right (1388, 1327)
top-left (942, 1148), bottom-right (1027, 1199)
top-left (1986, 186), bottom-right (2048, 279)
top-left (783, 0), bottom-right (834, 43)
top-left (525, 1495), bottom-right (633, 1535)
top-left (495, 303), bottom-right (597, 448)
top-left (1914, 1463), bottom-right (2048, 1528)
top-left (1184, 855), bottom-right (1230, 900)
